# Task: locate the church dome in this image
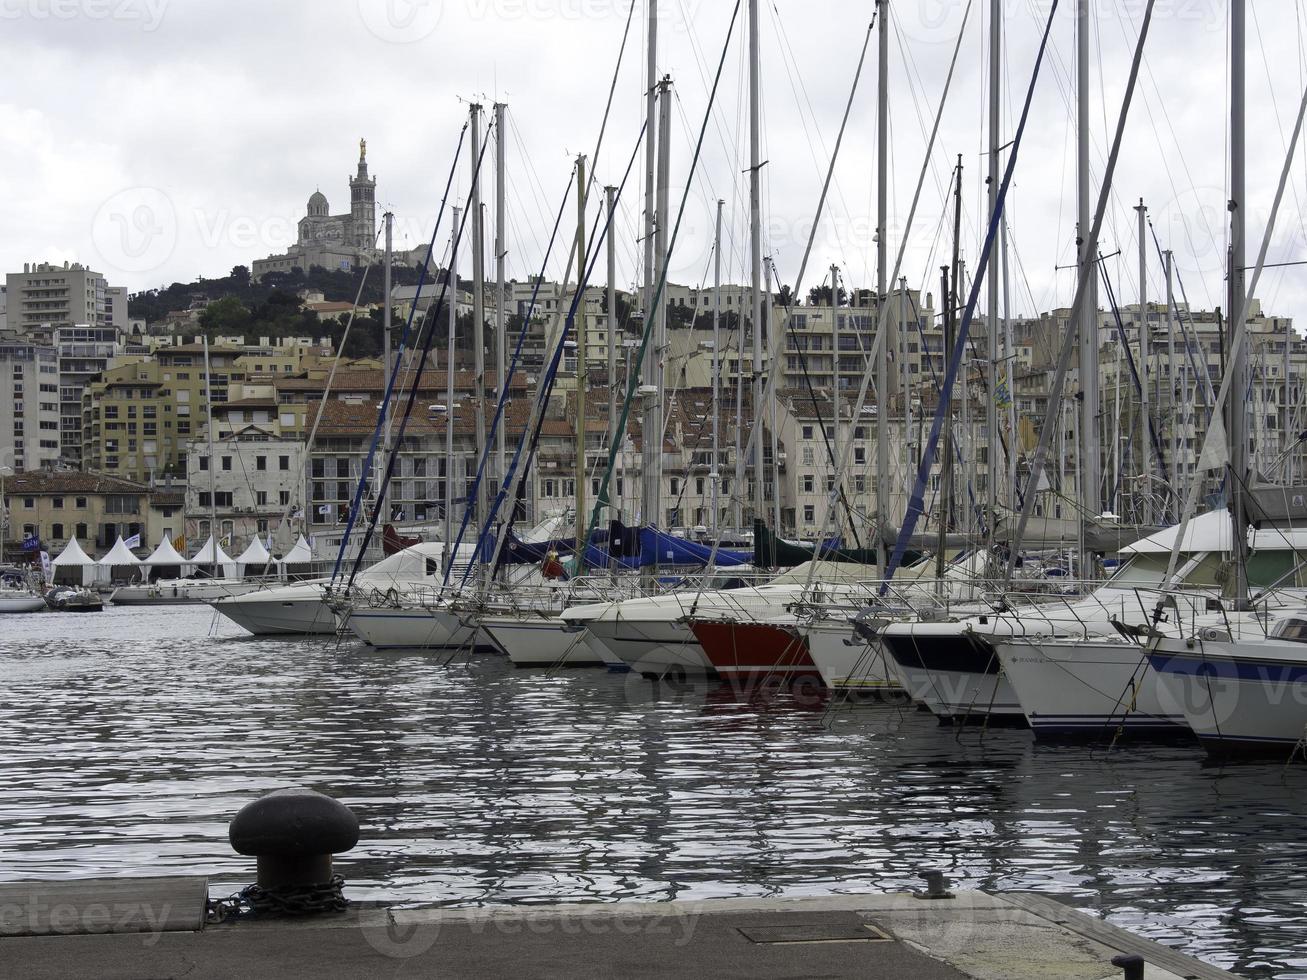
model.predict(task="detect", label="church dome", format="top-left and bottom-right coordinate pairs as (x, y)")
top-left (307, 190), bottom-right (329, 217)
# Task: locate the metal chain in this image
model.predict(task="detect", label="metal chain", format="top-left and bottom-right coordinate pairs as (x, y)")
top-left (206, 875), bottom-right (348, 923)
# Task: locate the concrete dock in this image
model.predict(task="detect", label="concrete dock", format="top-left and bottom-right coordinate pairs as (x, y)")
top-left (0, 886), bottom-right (1239, 979)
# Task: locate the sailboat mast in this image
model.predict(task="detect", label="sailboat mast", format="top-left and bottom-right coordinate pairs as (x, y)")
top-left (766, 258), bottom-right (780, 531)
top-left (875, 0), bottom-right (889, 569)
top-left (712, 198), bottom-right (722, 538)
top-left (574, 154), bottom-right (588, 561)
top-left (831, 263), bottom-right (841, 536)
top-left (1076, 0), bottom-right (1101, 574)
top-left (607, 184), bottom-right (618, 527)
top-left (640, 0), bottom-right (659, 543)
top-left (1134, 198), bottom-right (1150, 522)
top-left (935, 264), bottom-right (950, 584)
top-left (495, 102), bottom-right (508, 528)
top-left (1229, 0), bottom-right (1250, 605)
top-left (1165, 247), bottom-right (1177, 517)
top-left (986, 0), bottom-right (1000, 543)
top-left (381, 211), bottom-right (393, 529)
top-left (445, 206), bottom-right (459, 576)
top-left (202, 334), bottom-right (217, 578)
top-left (470, 103), bottom-right (488, 552)
top-left (748, 0), bottom-right (764, 530)
top-left (655, 77), bottom-right (672, 530)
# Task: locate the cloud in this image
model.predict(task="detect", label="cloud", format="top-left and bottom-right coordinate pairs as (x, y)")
top-left (0, 0), bottom-right (1303, 331)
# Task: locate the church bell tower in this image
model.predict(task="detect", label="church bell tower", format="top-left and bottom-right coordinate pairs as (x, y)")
top-left (349, 138), bottom-right (377, 251)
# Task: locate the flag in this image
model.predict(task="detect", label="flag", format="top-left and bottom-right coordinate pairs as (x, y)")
top-left (318, 504), bottom-right (334, 515)
top-left (124, 532), bottom-right (141, 549)
top-left (39, 551), bottom-right (51, 582)
top-left (266, 534), bottom-right (274, 550)
top-left (173, 534), bottom-right (186, 551)
top-left (21, 532), bottom-right (39, 551)
top-left (994, 375), bottom-right (1012, 409)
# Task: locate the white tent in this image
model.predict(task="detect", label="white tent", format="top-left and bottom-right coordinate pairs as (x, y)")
top-left (235, 537), bottom-right (274, 575)
top-left (190, 535), bottom-right (239, 579)
top-left (51, 538), bottom-right (101, 586)
top-left (99, 536), bottom-right (143, 566)
top-left (144, 536), bottom-right (189, 566)
top-left (98, 535), bottom-right (144, 583)
top-left (141, 535), bottom-right (193, 582)
top-left (279, 535), bottom-right (313, 565)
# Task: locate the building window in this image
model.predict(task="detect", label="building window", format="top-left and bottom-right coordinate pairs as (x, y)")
top-left (51, 523), bottom-right (64, 540)
top-left (52, 497), bottom-right (63, 509)
top-left (256, 490), bottom-right (268, 506)
top-left (256, 456), bottom-right (267, 471)
top-left (802, 475), bottom-right (814, 493)
top-left (199, 456), bottom-right (209, 471)
top-left (279, 490), bottom-right (291, 506)
top-left (803, 505), bottom-right (815, 523)
top-left (75, 496), bottom-right (87, 508)
top-left (221, 456), bottom-right (232, 471)
top-left (75, 522), bottom-right (88, 539)
top-left (279, 455), bottom-right (290, 471)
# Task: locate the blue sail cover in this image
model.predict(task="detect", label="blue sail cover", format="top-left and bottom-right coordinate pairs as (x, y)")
top-left (637, 528), bottom-right (750, 567)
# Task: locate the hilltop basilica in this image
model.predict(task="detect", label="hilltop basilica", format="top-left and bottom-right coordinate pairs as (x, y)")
top-left (252, 140), bottom-right (379, 279)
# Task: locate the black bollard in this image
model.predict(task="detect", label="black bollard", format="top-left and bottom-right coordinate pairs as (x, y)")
top-left (1110, 953), bottom-right (1144, 980)
top-left (229, 787), bottom-right (359, 891)
top-left (912, 869), bottom-right (955, 900)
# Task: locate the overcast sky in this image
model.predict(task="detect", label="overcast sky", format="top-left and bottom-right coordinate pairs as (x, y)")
top-left (3, 0), bottom-right (1306, 329)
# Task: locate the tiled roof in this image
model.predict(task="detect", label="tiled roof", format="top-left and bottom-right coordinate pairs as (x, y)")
top-left (4, 471), bottom-right (149, 495)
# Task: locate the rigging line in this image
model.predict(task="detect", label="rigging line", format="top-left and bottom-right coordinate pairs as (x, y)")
top-left (266, 224), bottom-right (386, 568)
top-left (1147, 218), bottom-right (1217, 414)
top-left (1159, 69), bottom-right (1307, 597)
top-left (580, 0), bottom-right (745, 565)
top-left (1099, 256), bottom-right (1171, 487)
top-left (327, 121), bottom-right (468, 583)
top-left (794, 0), bottom-right (974, 579)
top-left (764, 0), bottom-right (866, 231)
top-left (886, 0), bottom-right (1065, 594)
top-left (699, 17), bottom-right (878, 579)
top-left (442, 164), bottom-right (581, 586)
top-left (344, 119), bottom-right (496, 588)
top-left (482, 122), bottom-right (649, 582)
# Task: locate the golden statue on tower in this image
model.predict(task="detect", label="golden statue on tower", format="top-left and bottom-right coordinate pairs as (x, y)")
top-left (359, 137), bottom-right (367, 161)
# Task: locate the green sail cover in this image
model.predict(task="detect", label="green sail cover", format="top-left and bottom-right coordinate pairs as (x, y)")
top-left (753, 520), bottom-right (885, 568)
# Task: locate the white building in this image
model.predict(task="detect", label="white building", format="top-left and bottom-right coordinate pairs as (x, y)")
top-left (185, 432), bottom-right (307, 554)
top-left (0, 339), bottom-right (61, 472)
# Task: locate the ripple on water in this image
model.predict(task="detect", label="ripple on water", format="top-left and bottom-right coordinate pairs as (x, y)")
top-left (0, 604), bottom-right (1305, 976)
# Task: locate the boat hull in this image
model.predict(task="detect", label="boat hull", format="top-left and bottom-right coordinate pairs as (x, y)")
top-left (997, 638), bottom-right (1188, 738)
top-left (1148, 640), bottom-right (1307, 753)
top-left (480, 616), bottom-right (602, 667)
top-left (805, 621), bottom-right (903, 696)
top-left (691, 620), bottom-right (821, 681)
top-left (582, 617), bottom-right (714, 677)
top-left (881, 628), bottom-right (1026, 722)
top-left (211, 588), bottom-right (337, 636)
top-left (0, 594), bottom-right (47, 614)
top-left (346, 604), bottom-right (487, 651)
top-left (111, 580), bottom-right (262, 605)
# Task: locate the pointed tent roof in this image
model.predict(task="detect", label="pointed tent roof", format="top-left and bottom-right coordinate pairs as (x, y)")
top-left (99, 536), bottom-right (143, 566)
top-left (51, 538), bottom-right (94, 566)
top-left (191, 534), bottom-right (235, 566)
top-left (235, 537), bottom-right (272, 567)
top-left (279, 535), bottom-right (313, 564)
top-left (144, 536), bottom-right (189, 566)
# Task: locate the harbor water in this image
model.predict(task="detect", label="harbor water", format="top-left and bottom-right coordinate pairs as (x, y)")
top-left (1, 605), bottom-right (1304, 977)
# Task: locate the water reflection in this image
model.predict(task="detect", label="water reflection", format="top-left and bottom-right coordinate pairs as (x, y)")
top-left (0, 606), bottom-right (1303, 976)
